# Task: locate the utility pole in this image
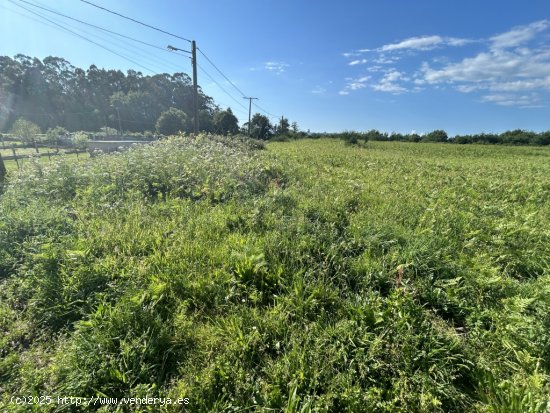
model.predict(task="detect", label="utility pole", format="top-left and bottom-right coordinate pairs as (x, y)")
top-left (191, 40), bottom-right (199, 134)
top-left (110, 105), bottom-right (122, 135)
top-left (167, 43), bottom-right (196, 133)
top-left (243, 97), bottom-right (258, 136)
top-left (116, 107), bottom-right (122, 135)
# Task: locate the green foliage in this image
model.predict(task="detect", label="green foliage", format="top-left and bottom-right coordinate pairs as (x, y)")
top-left (0, 55), bottom-right (216, 133)
top-left (276, 117), bottom-right (290, 135)
top-left (155, 107), bottom-right (190, 135)
top-left (423, 129), bottom-right (449, 142)
top-left (213, 108), bottom-right (239, 135)
top-left (250, 113), bottom-right (273, 140)
top-left (9, 118), bottom-right (41, 144)
top-left (98, 126), bottom-right (119, 136)
top-left (306, 129), bottom-right (550, 146)
top-left (45, 126), bottom-right (68, 145)
top-left (1, 138), bottom-right (549, 412)
top-left (72, 131), bottom-right (90, 149)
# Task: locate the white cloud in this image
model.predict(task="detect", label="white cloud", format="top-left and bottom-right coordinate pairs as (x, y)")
top-left (371, 69), bottom-right (408, 94)
top-left (380, 35), bottom-right (444, 52)
top-left (418, 22), bottom-right (550, 108)
top-left (373, 55), bottom-right (400, 65)
top-left (490, 20), bottom-right (550, 49)
top-left (456, 84), bottom-right (479, 93)
top-left (366, 65), bottom-right (383, 72)
top-left (311, 86), bottom-right (327, 94)
top-left (264, 61), bottom-right (289, 74)
top-left (339, 75), bottom-right (371, 95)
top-left (349, 82), bottom-right (367, 90)
top-left (421, 48), bottom-right (550, 90)
top-left (490, 77), bottom-right (550, 91)
top-left (343, 34), bottom-right (472, 67)
top-left (447, 37), bottom-right (472, 47)
top-left (349, 59), bottom-right (368, 66)
top-left (342, 20), bottom-right (550, 107)
top-left (418, 26), bottom-right (550, 107)
top-left (480, 93), bottom-right (541, 107)
top-left (372, 83), bottom-right (407, 93)
top-left (377, 35), bottom-right (472, 52)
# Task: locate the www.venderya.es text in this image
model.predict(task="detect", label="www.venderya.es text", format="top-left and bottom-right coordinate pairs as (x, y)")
top-left (10, 395), bottom-right (190, 406)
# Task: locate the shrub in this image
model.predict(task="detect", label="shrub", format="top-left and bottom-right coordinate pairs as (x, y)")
top-left (10, 118), bottom-right (41, 145)
top-left (156, 108), bottom-right (190, 135)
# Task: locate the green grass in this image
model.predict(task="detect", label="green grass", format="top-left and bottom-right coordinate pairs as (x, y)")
top-left (2, 152), bottom-right (86, 172)
top-left (0, 147), bottom-right (62, 157)
top-left (0, 136), bottom-right (549, 412)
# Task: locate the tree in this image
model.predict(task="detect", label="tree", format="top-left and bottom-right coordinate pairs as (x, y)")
top-left (155, 108), bottom-right (190, 135)
top-left (365, 129), bottom-right (387, 141)
top-left (291, 121), bottom-right (299, 133)
top-left (213, 108), bottom-right (239, 135)
top-left (249, 113), bottom-right (273, 140)
top-left (10, 118), bottom-right (41, 144)
top-left (110, 90), bottom-right (163, 133)
top-left (422, 129), bottom-right (448, 142)
top-left (0, 55), bottom-right (216, 133)
top-left (276, 117), bottom-right (290, 135)
top-left (198, 109), bottom-right (214, 133)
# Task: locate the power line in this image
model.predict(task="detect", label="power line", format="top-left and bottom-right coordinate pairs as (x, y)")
top-left (80, 0), bottom-right (192, 43)
top-left (197, 48), bottom-right (247, 97)
top-left (209, 96), bottom-right (248, 116)
top-left (73, 0), bottom-right (281, 123)
top-left (11, 0), bottom-right (188, 74)
top-left (196, 48), bottom-right (281, 120)
top-left (2, 2), bottom-right (247, 123)
top-left (253, 101), bottom-right (279, 119)
top-left (14, 0), bottom-right (190, 58)
top-left (6, 1), bottom-right (287, 127)
top-left (9, 1), bottom-right (158, 74)
top-left (197, 64), bottom-right (249, 112)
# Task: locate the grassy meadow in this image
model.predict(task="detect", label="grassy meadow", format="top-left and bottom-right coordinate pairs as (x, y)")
top-left (0, 136), bottom-right (549, 412)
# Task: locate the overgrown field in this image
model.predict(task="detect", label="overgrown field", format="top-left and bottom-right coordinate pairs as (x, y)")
top-left (1, 136), bottom-right (549, 412)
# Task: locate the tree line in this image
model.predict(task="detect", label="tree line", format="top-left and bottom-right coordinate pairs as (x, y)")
top-left (0, 54), bottom-right (246, 136)
top-left (303, 129), bottom-right (550, 146)
top-left (2, 55), bottom-right (547, 145)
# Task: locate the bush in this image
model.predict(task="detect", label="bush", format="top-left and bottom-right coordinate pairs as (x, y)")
top-left (72, 131), bottom-right (90, 149)
top-left (45, 126), bottom-right (69, 145)
top-left (156, 108), bottom-right (190, 135)
top-left (10, 118), bottom-right (41, 145)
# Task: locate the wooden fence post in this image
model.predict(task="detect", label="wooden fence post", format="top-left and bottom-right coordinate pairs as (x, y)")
top-left (11, 146), bottom-right (19, 169)
top-left (0, 153), bottom-right (6, 184)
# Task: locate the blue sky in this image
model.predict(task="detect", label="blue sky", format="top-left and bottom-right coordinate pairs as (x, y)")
top-left (1, 0), bottom-right (549, 134)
